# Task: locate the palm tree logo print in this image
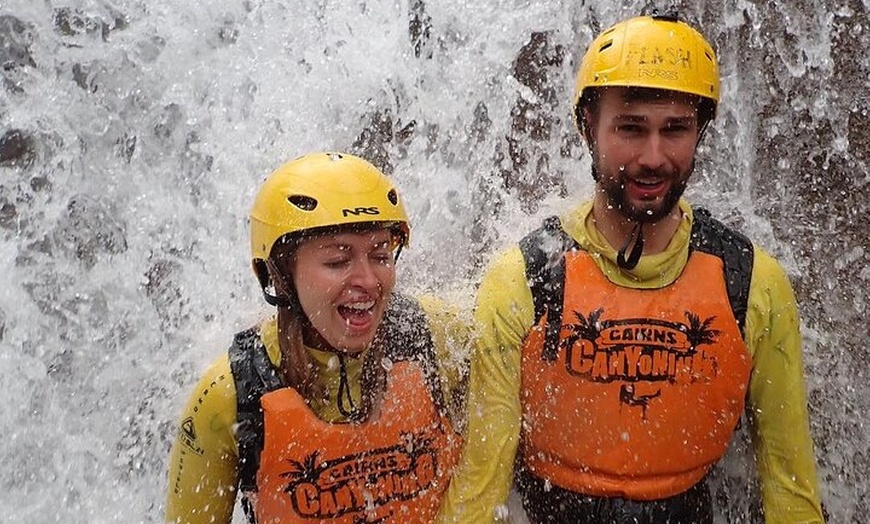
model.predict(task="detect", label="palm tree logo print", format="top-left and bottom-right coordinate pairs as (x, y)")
top-left (281, 450), bottom-right (323, 491)
top-left (556, 308), bottom-right (603, 361)
top-left (557, 308), bottom-right (721, 411)
top-left (683, 312), bottom-right (720, 350)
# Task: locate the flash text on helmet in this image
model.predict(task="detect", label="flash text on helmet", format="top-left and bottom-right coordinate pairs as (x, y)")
top-left (627, 45), bottom-right (693, 69)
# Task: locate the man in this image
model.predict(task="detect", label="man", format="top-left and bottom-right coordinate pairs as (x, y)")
top-left (438, 14), bottom-right (825, 524)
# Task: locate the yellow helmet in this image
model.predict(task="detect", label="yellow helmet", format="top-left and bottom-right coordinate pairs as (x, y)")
top-left (250, 151), bottom-right (410, 265)
top-left (574, 15), bottom-right (719, 111)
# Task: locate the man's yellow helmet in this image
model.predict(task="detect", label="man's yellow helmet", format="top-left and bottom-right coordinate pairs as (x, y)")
top-left (250, 151), bottom-right (410, 266)
top-left (574, 15), bottom-right (720, 112)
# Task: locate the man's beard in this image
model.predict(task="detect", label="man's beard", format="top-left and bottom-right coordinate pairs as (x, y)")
top-left (592, 161), bottom-right (692, 224)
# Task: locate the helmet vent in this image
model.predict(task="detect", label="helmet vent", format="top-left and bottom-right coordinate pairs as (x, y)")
top-left (387, 189), bottom-right (399, 205)
top-left (598, 40), bottom-right (613, 53)
top-left (287, 195), bottom-right (318, 211)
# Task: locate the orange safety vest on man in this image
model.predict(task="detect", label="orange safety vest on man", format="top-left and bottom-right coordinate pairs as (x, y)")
top-left (520, 217), bottom-right (752, 500)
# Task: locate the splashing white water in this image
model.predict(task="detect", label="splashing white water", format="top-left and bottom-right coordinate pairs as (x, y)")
top-left (0, 0), bottom-right (866, 522)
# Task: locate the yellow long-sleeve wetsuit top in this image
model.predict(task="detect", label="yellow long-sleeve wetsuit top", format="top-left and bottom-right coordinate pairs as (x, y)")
top-left (437, 200), bottom-right (825, 524)
top-left (165, 295), bottom-right (469, 524)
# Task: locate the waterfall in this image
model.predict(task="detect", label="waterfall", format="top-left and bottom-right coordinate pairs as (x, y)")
top-left (0, 0), bottom-right (866, 522)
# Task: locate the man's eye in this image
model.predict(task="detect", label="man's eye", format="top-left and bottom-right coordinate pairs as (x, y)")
top-left (617, 124), bottom-right (643, 133)
top-left (325, 259), bottom-right (350, 268)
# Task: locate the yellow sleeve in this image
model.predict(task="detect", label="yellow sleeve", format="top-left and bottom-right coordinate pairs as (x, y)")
top-left (417, 293), bottom-right (474, 428)
top-left (745, 247), bottom-right (825, 523)
top-left (437, 247), bottom-right (532, 523)
top-left (165, 355), bottom-right (240, 524)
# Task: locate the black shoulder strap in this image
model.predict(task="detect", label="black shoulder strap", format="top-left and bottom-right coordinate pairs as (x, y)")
top-left (380, 293), bottom-right (448, 416)
top-left (228, 327), bottom-right (282, 502)
top-left (518, 216), bottom-right (579, 362)
top-left (689, 207), bottom-right (755, 336)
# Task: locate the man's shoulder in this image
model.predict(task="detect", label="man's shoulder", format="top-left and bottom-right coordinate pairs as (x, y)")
top-left (749, 245), bottom-right (793, 289)
top-left (690, 207), bottom-right (753, 246)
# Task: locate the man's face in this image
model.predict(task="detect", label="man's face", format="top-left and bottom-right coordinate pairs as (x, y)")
top-left (587, 87), bottom-right (701, 223)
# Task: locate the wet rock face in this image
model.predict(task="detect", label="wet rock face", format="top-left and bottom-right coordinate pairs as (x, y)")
top-left (738, 2), bottom-right (868, 447)
top-left (53, 194), bottom-right (128, 268)
top-left (144, 258), bottom-right (190, 331)
top-left (0, 196), bottom-right (16, 229)
top-left (513, 31), bottom-right (565, 110)
top-left (53, 6), bottom-right (127, 41)
top-left (486, 30), bottom-right (575, 223)
top-left (350, 109), bottom-right (403, 176)
top-left (0, 129), bottom-right (36, 167)
top-left (408, 0), bottom-right (432, 59)
top-left (0, 15), bottom-right (36, 71)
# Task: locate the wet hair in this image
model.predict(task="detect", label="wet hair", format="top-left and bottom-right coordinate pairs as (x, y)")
top-left (270, 221), bottom-right (404, 260)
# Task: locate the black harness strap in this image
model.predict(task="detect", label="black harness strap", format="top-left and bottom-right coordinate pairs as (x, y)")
top-left (519, 209), bottom-right (754, 364)
top-left (229, 294), bottom-right (443, 522)
top-left (518, 216), bottom-right (579, 361)
top-left (688, 208), bottom-right (754, 335)
top-left (379, 294), bottom-right (449, 416)
top-left (227, 328), bottom-right (281, 500)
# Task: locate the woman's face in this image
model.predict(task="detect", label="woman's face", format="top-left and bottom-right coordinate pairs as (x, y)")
top-left (283, 228), bottom-right (397, 354)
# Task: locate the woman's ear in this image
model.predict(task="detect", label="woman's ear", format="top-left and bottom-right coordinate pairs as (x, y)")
top-left (253, 256), bottom-right (299, 309)
top-left (266, 258), bottom-right (294, 298)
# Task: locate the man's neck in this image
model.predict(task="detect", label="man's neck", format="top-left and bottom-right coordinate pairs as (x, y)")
top-left (591, 192), bottom-right (684, 256)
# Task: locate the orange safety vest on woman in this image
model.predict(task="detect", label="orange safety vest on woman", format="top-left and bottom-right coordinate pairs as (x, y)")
top-left (520, 245), bottom-right (752, 500)
top-left (254, 361), bottom-right (460, 523)
top-left (230, 294), bottom-right (461, 524)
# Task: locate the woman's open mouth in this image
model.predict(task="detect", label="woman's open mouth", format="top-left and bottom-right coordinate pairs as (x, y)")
top-left (337, 300), bottom-right (376, 329)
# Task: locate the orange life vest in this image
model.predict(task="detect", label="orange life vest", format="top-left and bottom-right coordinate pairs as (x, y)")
top-left (520, 249), bottom-right (752, 500)
top-left (252, 361), bottom-right (461, 524)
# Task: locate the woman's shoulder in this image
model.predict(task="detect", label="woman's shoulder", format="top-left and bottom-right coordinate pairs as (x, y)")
top-left (191, 353), bottom-right (238, 407)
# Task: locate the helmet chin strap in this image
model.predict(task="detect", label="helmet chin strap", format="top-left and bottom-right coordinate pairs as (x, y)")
top-left (616, 221), bottom-right (645, 270)
top-left (260, 258), bottom-right (301, 310)
top-left (262, 286), bottom-right (297, 309)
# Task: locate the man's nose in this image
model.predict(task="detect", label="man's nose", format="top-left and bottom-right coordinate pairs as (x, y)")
top-left (637, 134), bottom-right (668, 171)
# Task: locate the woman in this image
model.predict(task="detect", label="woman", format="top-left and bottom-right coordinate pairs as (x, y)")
top-left (165, 152), bottom-right (467, 524)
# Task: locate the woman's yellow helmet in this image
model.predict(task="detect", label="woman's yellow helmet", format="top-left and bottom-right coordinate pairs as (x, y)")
top-left (574, 15), bottom-right (720, 113)
top-left (250, 152), bottom-right (410, 293)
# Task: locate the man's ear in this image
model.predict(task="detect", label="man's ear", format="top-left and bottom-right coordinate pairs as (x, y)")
top-left (581, 106), bottom-right (597, 147)
top-left (584, 107), bottom-right (595, 136)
